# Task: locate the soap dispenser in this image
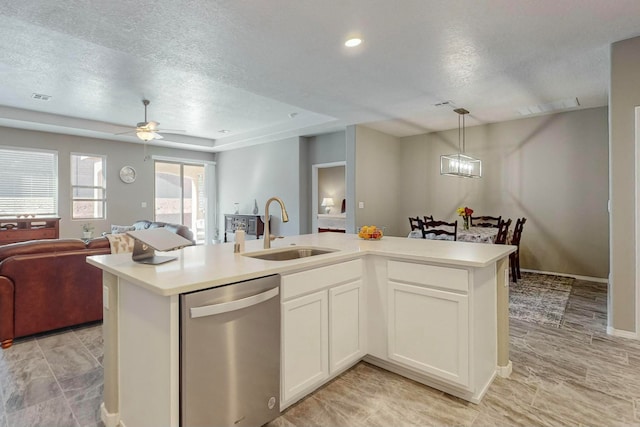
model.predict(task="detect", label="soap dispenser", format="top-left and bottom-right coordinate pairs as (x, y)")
top-left (235, 229), bottom-right (246, 252)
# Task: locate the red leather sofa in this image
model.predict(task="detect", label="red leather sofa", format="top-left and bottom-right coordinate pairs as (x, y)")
top-left (0, 220), bottom-right (194, 349)
top-left (0, 238), bottom-right (111, 348)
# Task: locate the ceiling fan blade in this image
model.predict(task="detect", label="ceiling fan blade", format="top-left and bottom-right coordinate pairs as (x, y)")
top-left (153, 132), bottom-right (164, 140)
top-left (147, 121), bottom-right (160, 131)
top-left (114, 129), bottom-right (137, 135)
top-left (158, 128), bottom-right (186, 133)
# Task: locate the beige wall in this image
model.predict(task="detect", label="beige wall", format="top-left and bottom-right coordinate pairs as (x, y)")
top-left (0, 126), bottom-right (214, 238)
top-left (610, 36), bottom-right (640, 333)
top-left (398, 107), bottom-right (609, 279)
top-left (216, 137), bottom-right (305, 238)
top-left (354, 126), bottom-right (402, 236)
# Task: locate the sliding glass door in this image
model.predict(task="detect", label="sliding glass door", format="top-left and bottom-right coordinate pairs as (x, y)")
top-left (154, 160), bottom-right (208, 244)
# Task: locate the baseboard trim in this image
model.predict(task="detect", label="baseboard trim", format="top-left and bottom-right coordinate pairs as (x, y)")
top-left (520, 269), bottom-right (608, 284)
top-left (100, 402), bottom-right (119, 427)
top-left (496, 360), bottom-right (512, 378)
top-left (363, 355), bottom-right (487, 404)
top-left (606, 326), bottom-right (639, 339)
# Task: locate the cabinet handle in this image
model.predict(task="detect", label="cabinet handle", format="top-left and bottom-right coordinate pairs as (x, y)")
top-left (190, 287), bottom-right (279, 318)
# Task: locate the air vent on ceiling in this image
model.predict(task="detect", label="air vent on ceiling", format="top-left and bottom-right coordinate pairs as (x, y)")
top-left (433, 101), bottom-right (453, 107)
top-left (31, 93), bottom-right (52, 101)
top-left (517, 97), bottom-right (579, 116)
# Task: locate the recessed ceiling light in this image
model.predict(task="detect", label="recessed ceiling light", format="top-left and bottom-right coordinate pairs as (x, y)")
top-left (218, 129), bottom-right (231, 134)
top-left (345, 38), bottom-right (362, 48)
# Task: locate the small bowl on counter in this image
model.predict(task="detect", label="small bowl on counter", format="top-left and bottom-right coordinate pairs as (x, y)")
top-left (358, 225), bottom-right (384, 240)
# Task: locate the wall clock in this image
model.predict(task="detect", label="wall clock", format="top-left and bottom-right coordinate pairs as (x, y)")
top-left (119, 166), bottom-right (136, 183)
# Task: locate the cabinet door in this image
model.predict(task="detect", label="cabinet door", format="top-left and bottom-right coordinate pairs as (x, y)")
top-left (329, 280), bottom-right (364, 374)
top-left (246, 217), bottom-right (257, 234)
top-left (281, 291), bottom-right (329, 405)
top-left (387, 282), bottom-right (469, 387)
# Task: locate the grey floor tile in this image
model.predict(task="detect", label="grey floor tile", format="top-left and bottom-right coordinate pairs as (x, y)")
top-left (68, 393), bottom-right (102, 427)
top-left (0, 340), bottom-right (42, 366)
top-left (0, 356), bottom-right (62, 413)
top-left (36, 329), bottom-right (82, 351)
top-left (58, 367), bottom-right (103, 401)
top-left (41, 343), bottom-right (100, 383)
top-left (73, 325), bottom-right (103, 366)
top-left (5, 396), bottom-right (78, 427)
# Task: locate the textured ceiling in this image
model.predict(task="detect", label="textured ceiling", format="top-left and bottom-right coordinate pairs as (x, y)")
top-left (0, 1), bottom-right (639, 152)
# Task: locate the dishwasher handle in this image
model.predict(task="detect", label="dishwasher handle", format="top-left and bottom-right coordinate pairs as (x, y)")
top-left (190, 287), bottom-right (279, 318)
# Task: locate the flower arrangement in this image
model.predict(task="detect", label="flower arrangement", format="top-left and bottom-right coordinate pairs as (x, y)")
top-left (81, 223), bottom-right (94, 232)
top-left (457, 207), bottom-right (474, 229)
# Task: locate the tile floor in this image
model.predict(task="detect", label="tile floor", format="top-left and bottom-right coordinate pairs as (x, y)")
top-left (0, 278), bottom-right (632, 427)
top-left (0, 323), bottom-right (104, 427)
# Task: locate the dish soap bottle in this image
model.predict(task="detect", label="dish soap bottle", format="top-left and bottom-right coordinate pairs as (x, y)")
top-left (252, 199), bottom-right (259, 214)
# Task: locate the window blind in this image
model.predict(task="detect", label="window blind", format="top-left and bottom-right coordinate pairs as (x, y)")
top-left (0, 147), bottom-right (58, 216)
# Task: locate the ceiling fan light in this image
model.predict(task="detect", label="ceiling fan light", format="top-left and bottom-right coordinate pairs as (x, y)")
top-left (136, 130), bottom-right (155, 141)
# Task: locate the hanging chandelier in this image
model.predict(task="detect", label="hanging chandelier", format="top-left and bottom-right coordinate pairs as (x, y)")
top-left (440, 108), bottom-right (482, 178)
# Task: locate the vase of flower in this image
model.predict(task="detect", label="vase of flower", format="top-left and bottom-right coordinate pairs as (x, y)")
top-left (457, 206), bottom-right (474, 230)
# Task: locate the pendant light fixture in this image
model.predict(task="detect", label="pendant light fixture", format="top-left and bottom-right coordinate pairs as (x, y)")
top-left (440, 108), bottom-right (482, 178)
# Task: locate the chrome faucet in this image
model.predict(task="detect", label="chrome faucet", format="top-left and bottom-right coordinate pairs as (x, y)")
top-left (263, 197), bottom-right (289, 249)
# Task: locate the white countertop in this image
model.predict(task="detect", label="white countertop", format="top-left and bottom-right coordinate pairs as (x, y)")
top-left (87, 233), bottom-right (516, 297)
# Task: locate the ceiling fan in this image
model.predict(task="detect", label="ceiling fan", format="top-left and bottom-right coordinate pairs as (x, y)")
top-left (118, 99), bottom-right (183, 142)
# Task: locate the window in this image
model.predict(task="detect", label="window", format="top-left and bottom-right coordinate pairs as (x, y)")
top-left (155, 160), bottom-right (208, 244)
top-left (0, 147), bottom-right (58, 216)
top-left (71, 153), bottom-right (106, 219)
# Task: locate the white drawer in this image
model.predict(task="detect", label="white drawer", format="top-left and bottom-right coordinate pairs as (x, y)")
top-left (281, 259), bottom-right (362, 300)
top-left (387, 260), bottom-right (468, 293)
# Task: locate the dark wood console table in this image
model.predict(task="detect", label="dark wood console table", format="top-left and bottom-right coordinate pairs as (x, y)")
top-left (224, 214), bottom-right (268, 242)
top-left (0, 217), bottom-right (60, 245)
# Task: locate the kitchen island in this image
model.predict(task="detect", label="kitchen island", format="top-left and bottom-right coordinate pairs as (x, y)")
top-left (88, 233), bottom-right (515, 427)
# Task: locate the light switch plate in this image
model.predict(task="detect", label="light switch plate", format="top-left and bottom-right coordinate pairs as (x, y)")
top-left (359, 201), bottom-right (364, 209)
top-left (141, 202), bottom-right (147, 208)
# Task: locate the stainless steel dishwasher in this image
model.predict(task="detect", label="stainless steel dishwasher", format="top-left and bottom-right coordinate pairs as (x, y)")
top-left (180, 275), bottom-right (280, 427)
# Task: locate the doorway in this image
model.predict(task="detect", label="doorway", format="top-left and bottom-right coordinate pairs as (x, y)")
top-left (312, 161), bottom-right (346, 233)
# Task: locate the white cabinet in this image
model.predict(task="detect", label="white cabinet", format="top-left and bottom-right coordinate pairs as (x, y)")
top-left (329, 280), bottom-right (365, 374)
top-left (387, 281), bottom-right (469, 387)
top-left (387, 260), bottom-right (471, 387)
top-left (280, 260), bottom-right (363, 408)
top-left (382, 260), bottom-right (497, 402)
top-left (281, 291), bottom-right (328, 404)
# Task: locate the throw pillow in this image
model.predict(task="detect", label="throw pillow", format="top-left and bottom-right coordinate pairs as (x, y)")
top-left (106, 233), bottom-right (135, 254)
top-left (111, 224), bottom-right (136, 234)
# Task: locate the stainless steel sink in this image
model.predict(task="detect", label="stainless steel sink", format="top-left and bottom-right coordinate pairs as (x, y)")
top-left (242, 246), bottom-right (337, 261)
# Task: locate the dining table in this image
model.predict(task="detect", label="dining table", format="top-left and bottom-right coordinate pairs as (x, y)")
top-left (408, 226), bottom-right (511, 244)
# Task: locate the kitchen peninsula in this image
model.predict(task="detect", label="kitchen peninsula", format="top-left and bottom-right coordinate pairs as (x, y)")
top-left (88, 233), bottom-right (515, 427)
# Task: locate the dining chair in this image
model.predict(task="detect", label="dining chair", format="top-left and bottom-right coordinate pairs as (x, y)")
top-left (421, 219), bottom-right (457, 241)
top-left (494, 218), bottom-right (512, 245)
top-left (423, 215), bottom-right (434, 224)
top-left (408, 216), bottom-right (423, 231)
top-left (510, 217), bottom-right (527, 282)
top-left (470, 215), bottom-right (502, 228)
